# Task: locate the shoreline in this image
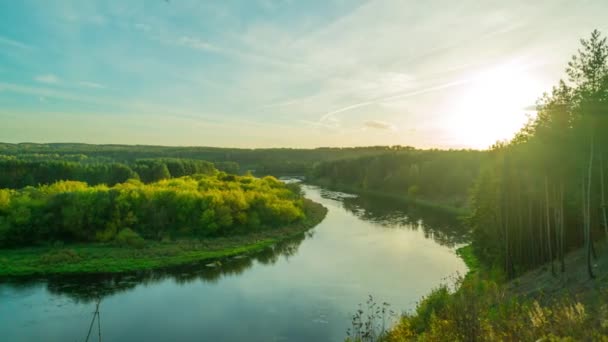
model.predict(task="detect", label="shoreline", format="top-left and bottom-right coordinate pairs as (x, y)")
top-left (306, 180), bottom-right (468, 215)
top-left (0, 199), bottom-right (327, 278)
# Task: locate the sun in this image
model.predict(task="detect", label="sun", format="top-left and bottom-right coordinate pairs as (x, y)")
top-left (445, 64), bottom-right (542, 149)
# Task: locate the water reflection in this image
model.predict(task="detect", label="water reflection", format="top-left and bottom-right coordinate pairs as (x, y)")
top-left (2, 188), bottom-right (467, 302)
top-left (0, 185), bottom-right (469, 342)
top-left (3, 231), bottom-right (311, 303)
top-left (319, 189), bottom-right (469, 247)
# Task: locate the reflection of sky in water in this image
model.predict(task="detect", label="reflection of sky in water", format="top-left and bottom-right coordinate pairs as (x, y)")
top-left (0, 185), bottom-right (467, 342)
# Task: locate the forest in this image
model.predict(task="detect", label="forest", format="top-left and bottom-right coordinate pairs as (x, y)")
top-left (0, 173), bottom-right (307, 248)
top-left (309, 149), bottom-right (486, 210)
top-left (0, 154), bottom-right (232, 188)
top-left (468, 30), bottom-right (608, 279)
top-left (0, 144), bottom-right (408, 176)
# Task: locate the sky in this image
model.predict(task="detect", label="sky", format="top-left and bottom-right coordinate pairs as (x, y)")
top-left (1, 0), bottom-right (607, 149)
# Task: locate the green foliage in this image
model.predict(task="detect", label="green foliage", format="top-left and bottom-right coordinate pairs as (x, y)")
top-left (39, 249), bottom-right (82, 264)
top-left (455, 245), bottom-right (480, 276)
top-left (115, 228), bottom-right (146, 249)
top-left (0, 157), bottom-right (220, 189)
top-left (408, 285), bottom-right (451, 334)
top-left (0, 144), bottom-right (417, 178)
top-left (468, 30), bottom-right (608, 277)
top-left (0, 199), bottom-right (327, 276)
top-left (0, 174), bottom-right (307, 248)
top-left (310, 149), bottom-right (485, 209)
top-left (407, 185), bottom-right (419, 198)
top-left (383, 275), bottom-right (608, 341)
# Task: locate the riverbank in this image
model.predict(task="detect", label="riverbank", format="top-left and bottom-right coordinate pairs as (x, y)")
top-left (0, 199), bottom-right (327, 277)
top-left (382, 242), bottom-right (608, 340)
top-left (306, 180), bottom-right (468, 215)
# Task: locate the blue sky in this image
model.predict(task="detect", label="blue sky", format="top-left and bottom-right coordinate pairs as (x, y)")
top-left (1, 0), bottom-right (607, 148)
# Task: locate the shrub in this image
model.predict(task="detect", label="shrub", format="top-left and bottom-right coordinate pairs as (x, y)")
top-left (115, 228), bottom-right (146, 249)
top-left (409, 285), bottom-right (451, 333)
top-left (40, 249), bottom-right (81, 264)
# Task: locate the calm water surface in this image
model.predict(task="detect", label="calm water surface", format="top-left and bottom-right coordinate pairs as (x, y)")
top-left (0, 184), bottom-right (467, 342)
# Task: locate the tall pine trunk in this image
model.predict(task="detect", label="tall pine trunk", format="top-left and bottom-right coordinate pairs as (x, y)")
top-left (560, 182), bottom-right (565, 272)
top-left (601, 154), bottom-right (608, 243)
top-left (545, 176), bottom-right (555, 276)
top-left (585, 136), bottom-right (595, 278)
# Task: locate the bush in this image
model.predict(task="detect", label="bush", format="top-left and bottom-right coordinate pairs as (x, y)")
top-left (115, 228), bottom-right (146, 249)
top-left (0, 174), bottom-right (306, 247)
top-left (409, 285), bottom-right (451, 333)
top-left (40, 249), bottom-right (81, 264)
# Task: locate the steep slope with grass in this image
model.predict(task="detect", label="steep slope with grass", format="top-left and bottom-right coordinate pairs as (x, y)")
top-left (380, 242), bottom-right (608, 341)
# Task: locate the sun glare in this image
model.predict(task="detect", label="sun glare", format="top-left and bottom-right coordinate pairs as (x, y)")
top-left (445, 64), bottom-right (542, 149)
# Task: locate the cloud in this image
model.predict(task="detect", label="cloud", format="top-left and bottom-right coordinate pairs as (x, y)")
top-left (364, 120), bottom-right (396, 130)
top-left (78, 81), bottom-right (105, 89)
top-left (35, 74), bottom-right (60, 84)
top-left (0, 36), bottom-right (32, 50)
top-left (319, 78), bottom-right (470, 124)
top-left (33, 75), bottom-right (105, 90)
top-left (177, 36), bottom-right (223, 53)
top-left (173, 35), bottom-right (303, 69)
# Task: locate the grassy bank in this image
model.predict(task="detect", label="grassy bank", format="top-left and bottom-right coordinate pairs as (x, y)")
top-left (0, 199), bottom-right (327, 277)
top-left (455, 244), bottom-right (480, 280)
top-left (307, 180), bottom-right (468, 215)
top-left (375, 242), bottom-right (608, 341)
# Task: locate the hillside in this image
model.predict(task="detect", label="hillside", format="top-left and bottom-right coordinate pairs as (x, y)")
top-left (507, 241), bottom-right (608, 306)
top-left (378, 242), bottom-right (608, 341)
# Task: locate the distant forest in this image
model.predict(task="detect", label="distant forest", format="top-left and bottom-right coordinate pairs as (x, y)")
top-left (0, 143), bottom-right (410, 176)
top-left (0, 144), bottom-right (483, 195)
top-left (309, 150), bottom-right (486, 209)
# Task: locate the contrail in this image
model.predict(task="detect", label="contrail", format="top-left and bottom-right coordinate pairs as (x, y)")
top-left (320, 78), bottom-right (470, 123)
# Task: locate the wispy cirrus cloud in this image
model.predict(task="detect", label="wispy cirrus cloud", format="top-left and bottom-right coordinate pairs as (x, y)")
top-left (364, 120), bottom-right (396, 130)
top-left (78, 81), bottom-right (106, 89)
top-left (34, 74), bottom-right (105, 90)
top-left (177, 36), bottom-right (224, 53)
top-left (35, 74), bottom-right (60, 84)
top-left (2, 0), bottom-right (607, 148)
top-left (0, 36), bottom-right (32, 50)
top-left (319, 78), bottom-right (471, 126)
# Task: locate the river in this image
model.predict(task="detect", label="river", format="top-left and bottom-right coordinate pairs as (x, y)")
top-left (0, 184), bottom-right (468, 341)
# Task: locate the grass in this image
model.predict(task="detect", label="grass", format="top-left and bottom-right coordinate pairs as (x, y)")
top-left (455, 244), bottom-right (480, 276)
top-left (0, 199), bottom-right (327, 277)
top-left (379, 242), bottom-right (608, 341)
top-left (506, 240), bottom-right (608, 304)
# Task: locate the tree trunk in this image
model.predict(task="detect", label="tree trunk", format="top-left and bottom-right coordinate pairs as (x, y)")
top-left (553, 183), bottom-right (564, 274)
top-left (528, 199), bottom-right (535, 266)
top-left (601, 154), bottom-right (608, 243)
top-left (545, 176), bottom-right (555, 276)
top-left (560, 182), bottom-right (565, 273)
top-left (582, 178), bottom-right (591, 278)
top-left (585, 135), bottom-right (595, 278)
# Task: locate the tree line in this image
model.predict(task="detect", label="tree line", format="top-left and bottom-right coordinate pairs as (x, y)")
top-left (0, 144), bottom-right (420, 176)
top-left (0, 156), bottom-right (223, 189)
top-left (0, 173), bottom-right (306, 248)
top-left (309, 149), bottom-right (486, 209)
top-left (469, 30), bottom-right (608, 278)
